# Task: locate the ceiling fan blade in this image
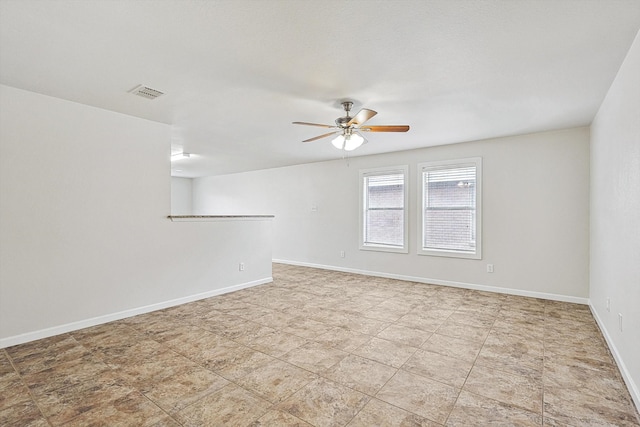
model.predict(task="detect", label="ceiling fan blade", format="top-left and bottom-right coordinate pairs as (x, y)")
top-left (347, 109), bottom-right (377, 126)
top-left (362, 125), bottom-right (410, 132)
top-left (303, 131), bottom-right (339, 143)
top-left (292, 121), bottom-right (335, 128)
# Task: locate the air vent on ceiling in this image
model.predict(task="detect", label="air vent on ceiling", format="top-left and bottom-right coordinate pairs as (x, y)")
top-left (129, 85), bottom-right (164, 100)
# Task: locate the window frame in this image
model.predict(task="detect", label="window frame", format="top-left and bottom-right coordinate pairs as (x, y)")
top-left (417, 157), bottom-right (482, 259)
top-left (359, 165), bottom-right (409, 254)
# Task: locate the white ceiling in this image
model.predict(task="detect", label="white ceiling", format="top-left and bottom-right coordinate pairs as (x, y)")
top-left (1, 0), bottom-right (639, 177)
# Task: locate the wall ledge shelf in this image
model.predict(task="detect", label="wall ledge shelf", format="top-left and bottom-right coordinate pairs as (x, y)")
top-left (168, 215), bottom-right (274, 222)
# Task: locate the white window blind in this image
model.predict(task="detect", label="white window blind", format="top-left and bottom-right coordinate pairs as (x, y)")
top-left (419, 158), bottom-right (482, 258)
top-left (360, 166), bottom-right (408, 253)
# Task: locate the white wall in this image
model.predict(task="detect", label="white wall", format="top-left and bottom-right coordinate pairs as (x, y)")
top-left (171, 177), bottom-right (193, 214)
top-left (590, 30), bottom-right (640, 408)
top-left (194, 127), bottom-right (590, 301)
top-left (0, 85), bottom-right (272, 346)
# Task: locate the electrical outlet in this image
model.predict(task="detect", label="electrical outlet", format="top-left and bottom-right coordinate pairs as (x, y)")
top-left (606, 298), bottom-right (610, 312)
top-left (618, 313), bottom-right (623, 331)
top-left (340, 251), bottom-right (345, 258)
top-left (486, 264), bottom-right (494, 273)
top-left (239, 262), bottom-right (245, 271)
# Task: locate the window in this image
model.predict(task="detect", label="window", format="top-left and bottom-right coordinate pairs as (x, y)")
top-left (359, 166), bottom-right (408, 253)
top-left (418, 158), bottom-right (482, 259)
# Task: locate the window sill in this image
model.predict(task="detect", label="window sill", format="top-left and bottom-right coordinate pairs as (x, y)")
top-left (418, 248), bottom-right (481, 259)
top-left (360, 244), bottom-right (408, 254)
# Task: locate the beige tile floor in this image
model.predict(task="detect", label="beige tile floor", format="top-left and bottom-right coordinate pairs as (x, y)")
top-left (1, 264), bottom-right (639, 426)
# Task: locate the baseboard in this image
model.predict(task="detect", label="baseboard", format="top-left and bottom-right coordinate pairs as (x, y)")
top-left (0, 277), bottom-right (272, 349)
top-left (589, 303), bottom-right (640, 413)
top-left (273, 259), bottom-right (589, 304)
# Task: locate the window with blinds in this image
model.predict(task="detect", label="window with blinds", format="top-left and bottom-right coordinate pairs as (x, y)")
top-left (359, 166), bottom-right (408, 253)
top-left (418, 158), bottom-right (482, 259)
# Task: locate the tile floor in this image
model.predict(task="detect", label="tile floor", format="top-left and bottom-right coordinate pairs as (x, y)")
top-left (1, 264), bottom-right (639, 426)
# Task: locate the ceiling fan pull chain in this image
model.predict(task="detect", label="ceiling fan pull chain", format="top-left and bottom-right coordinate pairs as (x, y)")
top-left (342, 150), bottom-right (350, 166)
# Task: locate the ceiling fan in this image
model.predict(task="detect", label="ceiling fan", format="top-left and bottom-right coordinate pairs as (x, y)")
top-left (293, 101), bottom-right (410, 151)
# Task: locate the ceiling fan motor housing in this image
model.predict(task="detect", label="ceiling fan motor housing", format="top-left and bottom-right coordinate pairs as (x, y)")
top-left (335, 116), bottom-right (351, 127)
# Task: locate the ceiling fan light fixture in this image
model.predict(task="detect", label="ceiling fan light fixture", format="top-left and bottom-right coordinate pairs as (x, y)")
top-left (343, 133), bottom-right (364, 151)
top-left (331, 132), bottom-right (365, 151)
top-left (331, 135), bottom-right (345, 150)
